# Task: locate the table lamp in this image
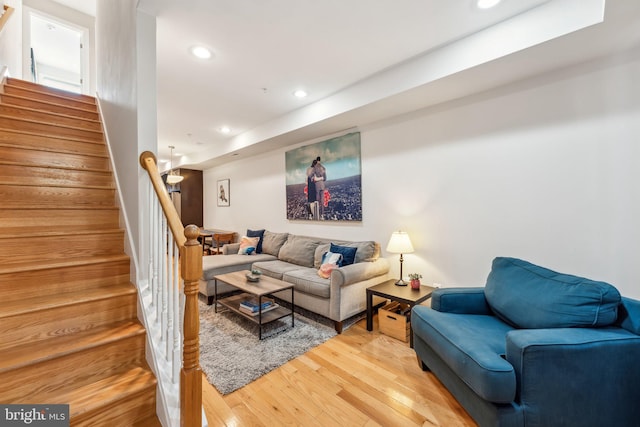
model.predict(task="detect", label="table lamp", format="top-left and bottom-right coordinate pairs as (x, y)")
top-left (386, 231), bottom-right (414, 286)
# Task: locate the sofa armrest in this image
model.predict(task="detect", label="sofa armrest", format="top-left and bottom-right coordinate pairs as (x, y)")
top-left (221, 243), bottom-right (240, 255)
top-left (431, 287), bottom-right (491, 314)
top-left (330, 258), bottom-right (390, 287)
top-left (505, 327), bottom-right (640, 426)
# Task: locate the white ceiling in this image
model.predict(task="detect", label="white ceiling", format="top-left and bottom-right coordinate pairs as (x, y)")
top-left (141, 0), bottom-right (553, 165)
top-left (49, 0), bottom-right (96, 17)
top-left (48, 0), bottom-right (640, 169)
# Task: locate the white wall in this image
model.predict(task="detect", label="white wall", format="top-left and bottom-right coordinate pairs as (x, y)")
top-left (0, 0), bottom-right (23, 77)
top-left (203, 50), bottom-right (640, 299)
top-left (96, 0), bottom-right (157, 282)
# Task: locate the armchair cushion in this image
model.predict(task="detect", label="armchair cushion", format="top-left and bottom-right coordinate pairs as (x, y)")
top-left (485, 257), bottom-right (621, 329)
top-left (412, 305), bottom-right (516, 403)
top-left (431, 287), bottom-right (492, 315)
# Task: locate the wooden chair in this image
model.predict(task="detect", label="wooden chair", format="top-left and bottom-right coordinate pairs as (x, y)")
top-left (212, 232), bottom-right (235, 254)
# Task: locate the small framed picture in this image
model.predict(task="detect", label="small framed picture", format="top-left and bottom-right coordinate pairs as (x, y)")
top-left (217, 179), bottom-right (230, 206)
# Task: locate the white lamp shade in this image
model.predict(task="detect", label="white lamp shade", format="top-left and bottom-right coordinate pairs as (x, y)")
top-left (386, 231), bottom-right (414, 254)
top-left (166, 173), bottom-right (184, 185)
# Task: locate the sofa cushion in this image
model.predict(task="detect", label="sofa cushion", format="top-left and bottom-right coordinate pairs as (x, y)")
top-left (278, 235), bottom-right (321, 267)
top-left (261, 231), bottom-right (289, 257)
top-left (251, 260), bottom-right (303, 280)
top-left (283, 268), bottom-right (331, 298)
top-left (330, 243), bottom-right (357, 266)
top-left (485, 257), bottom-right (621, 329)
top-left (201, 253), bottom-right (277, 280)
top-left (412, 305), bottom-right (517, 403)
top-left (246, 228), bottom-right (265, 253)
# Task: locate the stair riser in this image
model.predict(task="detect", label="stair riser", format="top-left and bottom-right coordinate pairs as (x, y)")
top-left (0, 185), bottom-right (115, 208)
top-left (0, 144), bottom-right (108, 168)
top-left (0, 164), bottom-right (114, 188)
top-left (0, 260), bottom-right (130, 302)
top-left (0, 293), bottom-right (137, 350)
top-left (0, 208), bottom-right (119, 229)
top-left (0, 231), bottom-right (124, 264)
top-left (2, 84), bottom-right (97, 111)
top-left (0, 94), bottom-right (99, 120)
top-left (0, 105), bottom-right (102, 132)
top-left (0, 333), bottom-right (146, 403)
top-left (0, 116), bottom-right (103, 142)
top-left (71, 386), bottom-right (157, 427)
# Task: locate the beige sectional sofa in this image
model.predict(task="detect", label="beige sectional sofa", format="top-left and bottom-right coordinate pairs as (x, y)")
top-left (199, 230), bottom-right (390, 332)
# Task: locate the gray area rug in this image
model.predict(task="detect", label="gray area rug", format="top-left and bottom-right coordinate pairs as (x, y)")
top-left (199, 298), bottom-right (347, 395)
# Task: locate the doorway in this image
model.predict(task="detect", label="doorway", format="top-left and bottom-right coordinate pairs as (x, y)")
top-left (23, 8), bottom-right (89, 94)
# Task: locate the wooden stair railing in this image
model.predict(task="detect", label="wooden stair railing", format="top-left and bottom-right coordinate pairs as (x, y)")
top-left (140, 151), bottom-right (203, 427)
top-left (0, 5), bottom-right (15, 33)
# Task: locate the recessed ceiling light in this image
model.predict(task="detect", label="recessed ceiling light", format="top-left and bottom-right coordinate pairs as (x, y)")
top-left (293, 89), bottom-right (308, 98)
top-left (476, 0), bottom-right (501, 9)
top-left (190, 45), bottom-right (212, 59)
top-left (219, 126), bottom-right (231, 134)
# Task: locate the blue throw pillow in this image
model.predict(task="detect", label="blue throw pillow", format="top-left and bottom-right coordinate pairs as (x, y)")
top-left (246, 229), bottom-right (265, 253)
top-left (484, 257), bottom-right (621, 329)
top-left (330, 243), bottom-right (357, 266)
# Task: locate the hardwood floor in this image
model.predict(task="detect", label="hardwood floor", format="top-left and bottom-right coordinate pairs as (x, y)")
top-left (202, 315), bottom-right (476, 426)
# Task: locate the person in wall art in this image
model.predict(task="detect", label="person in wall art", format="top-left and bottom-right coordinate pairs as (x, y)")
top-left (306, 159), bottom-right (318, 219)
top-left (219, 184), bottom-right (227, 203)
top-left (313, 156), bottom-right (327, 219)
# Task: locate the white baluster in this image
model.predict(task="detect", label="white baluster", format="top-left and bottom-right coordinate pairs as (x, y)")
top-left (160, 217), bottom-right (168, 357)
top-left (173, 247), bottom-right (182, 383)
top-left (166, 235), bottom-right (175, 360)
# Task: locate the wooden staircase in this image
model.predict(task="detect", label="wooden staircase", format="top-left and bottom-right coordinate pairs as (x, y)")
top-left (0, 78), bottom-right (161, 426)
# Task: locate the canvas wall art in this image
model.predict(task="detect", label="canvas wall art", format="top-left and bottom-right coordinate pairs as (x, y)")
top-left (285, 131), bottom-right (362, 221)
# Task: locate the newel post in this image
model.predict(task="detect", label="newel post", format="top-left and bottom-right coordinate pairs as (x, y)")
top-left (180, 225), bottom-right (203, 427)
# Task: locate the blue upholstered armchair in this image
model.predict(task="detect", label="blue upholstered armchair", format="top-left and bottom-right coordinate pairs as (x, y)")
top-left (411, 257), bottom-right (640, 427)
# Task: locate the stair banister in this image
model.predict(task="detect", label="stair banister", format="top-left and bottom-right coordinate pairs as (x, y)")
top-left (140, 151), bottom-right (203, 427)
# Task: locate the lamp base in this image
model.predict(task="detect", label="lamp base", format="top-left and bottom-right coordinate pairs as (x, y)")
top-left (394, 279), bottom-right (408, 286)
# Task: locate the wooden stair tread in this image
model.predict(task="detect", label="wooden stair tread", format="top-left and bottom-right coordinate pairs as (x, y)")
top-left (0, 92), bottom-right (99, 119)
top-left (0, 159), bottom-right (111, 173)
top-left (0, 254), bottom-right (130, 275)
top-left (0, 282), bottom-right (136, 319)
top-left (0, 103), bottom-right (101, 126)
top-left (0, 127), bottom-right (107, 148)
top-left (0, 181), bottom-right (115, 190)
top-left (0, 114), bottom-right (103, 136)
top-left (0, 227), bottom-right (122, 239)
top-left (4, 79), bottom-right (97, 107)
top-left (64, 367), bottom-right (157, 417)
top-left (0, 320), bottom-right (145, 373)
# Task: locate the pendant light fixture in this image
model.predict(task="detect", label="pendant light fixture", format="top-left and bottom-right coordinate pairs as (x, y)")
top-left (165, 145), bottom-right (184, 185)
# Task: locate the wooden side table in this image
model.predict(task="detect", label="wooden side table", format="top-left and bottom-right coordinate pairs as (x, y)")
top-left (366, 279), bottom-right (436, 348)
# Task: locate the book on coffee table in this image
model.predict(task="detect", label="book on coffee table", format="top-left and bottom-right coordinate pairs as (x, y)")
top-left (239, 297), bottom-right (275, 312)
top-left (238, 303), bottom-right (279, 316)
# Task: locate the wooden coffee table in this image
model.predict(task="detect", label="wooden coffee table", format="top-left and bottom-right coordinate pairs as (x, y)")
top-left (213, 271), bottom-right (294, 339)
top-left (366, 279), bottom-right (436, 347)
